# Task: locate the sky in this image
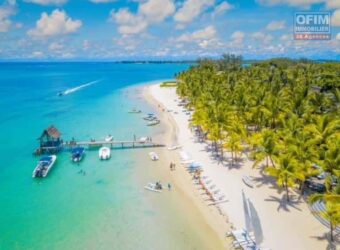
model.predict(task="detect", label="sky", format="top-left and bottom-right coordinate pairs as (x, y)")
top-left (0, 0), bottom-right (339, 61)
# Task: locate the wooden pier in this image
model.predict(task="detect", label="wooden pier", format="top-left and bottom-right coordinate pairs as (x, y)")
top-left (34, 125), bottom-right (164, 155)
top-left (61, 140), bottom-right (165, 150)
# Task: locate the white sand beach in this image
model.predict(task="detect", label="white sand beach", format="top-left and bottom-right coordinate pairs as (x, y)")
top-left (148, 83), bottom-right (333, 250)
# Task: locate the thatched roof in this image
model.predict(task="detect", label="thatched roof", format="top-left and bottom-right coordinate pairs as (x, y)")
top-left (40, 125), bottom-right (61, 139)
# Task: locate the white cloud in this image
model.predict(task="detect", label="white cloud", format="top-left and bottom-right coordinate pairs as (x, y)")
top-left (174, 0), bottom-right (214, 24)
top-left (231, 31), bottom-right (245, 43)
top-left (31, 51), bottom-right (44, 58)
top-left (90, 0), bottom-right (116, 3)
top-left (252, 31), bottom-right (273, 44)
top-left (83, 40), bottom-right (90, 50)
top-left (176, 25), bottom-right (217, 42)
top-left (213, 1), bottom-right (233, 15)
top-left (110, 0), bottom-right (175, 35)
top-left (257, 0), bottom-right (340, 8)
top-left (331, 9), bottom-right (340, 26)
top-left (0, 0), bottom-right (16, 32)
top-left (49, 42), bottom-right (63, 51)
top-left (174, 25), bottom-right (222, 49)
top-left (266, 20), bottom-right (285, 30)
top-left (257, 0), bottom-right (324, 8)
top-left (325, 0), bottom-right (340, 8)
top-left (27, 9), bottom-right (82, 38)
top-left (24, 0), bottom-right (67, 5)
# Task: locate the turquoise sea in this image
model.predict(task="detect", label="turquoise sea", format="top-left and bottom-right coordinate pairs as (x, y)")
top-left (0, 62), bottom-right (222, 250)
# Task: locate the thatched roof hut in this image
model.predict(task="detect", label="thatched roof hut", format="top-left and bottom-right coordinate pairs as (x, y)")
top-left (39, 125), bottom-right (61, 140)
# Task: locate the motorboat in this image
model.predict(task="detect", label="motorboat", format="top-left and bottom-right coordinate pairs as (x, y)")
top-left (147, 120), bottom-right (160, 126)
top-left (105, 135), bottom-right (113, 142)
top-left (32, 155), bottom-right (57, 178)
top-left (71, 147), bottom-right (85, 162)
top-left (144, 182), bottom-right (162, 193)
top-left (128, 108), bottom-right (141, 113)
top-left (139, 137), bottom-right (148, 143)
top-left (144, 116), bottom-right (157, 121)
top-left (99, 147), bottom-right (111, 160)
top-left (149, 152), bottom-right (159, 161)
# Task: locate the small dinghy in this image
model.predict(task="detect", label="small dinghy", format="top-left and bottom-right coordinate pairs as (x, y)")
top-left (32, 155), bottom-right (57, 178)
top-left (242, 175), bottom-right (254, 188)
top-left (105, 135), bottom-right (113, 142)
top-left (149, 152), bottom-right (159, 161)
top-left (71, 147), bottom-right (85, 162)
top-left (99, 147), bottom-right (111, 160)
top-left (147, 120), bottom-right (160, 126)
top-left (144, 182), bottom-right (162, 193)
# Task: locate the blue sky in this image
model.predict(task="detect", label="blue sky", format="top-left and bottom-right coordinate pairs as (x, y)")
top-left (0, 0), bottom-right (339, 60)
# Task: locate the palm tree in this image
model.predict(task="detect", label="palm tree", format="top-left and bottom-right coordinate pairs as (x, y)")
top-left (266, 155), bottom-right (304, 202)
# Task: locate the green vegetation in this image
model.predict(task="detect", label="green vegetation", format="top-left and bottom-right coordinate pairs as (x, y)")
top-left (176, 54), bottom-right (340, 240)
top-left (160, 81), bottom-right (178, 87)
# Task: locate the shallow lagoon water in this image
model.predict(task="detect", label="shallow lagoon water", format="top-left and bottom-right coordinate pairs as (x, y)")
top-left (0, 63), bottom-right (224, 250)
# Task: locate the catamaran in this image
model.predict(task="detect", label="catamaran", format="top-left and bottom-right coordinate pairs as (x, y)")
top-left (32, 155), bottom-right (57, 178)
top-left (71, 147), bottom-right (85, 162)
top-left (99, 147), bottom-right (111, 160)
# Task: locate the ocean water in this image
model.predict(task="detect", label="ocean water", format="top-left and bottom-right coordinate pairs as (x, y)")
top-left (0, 62), bottom-right (223, 250)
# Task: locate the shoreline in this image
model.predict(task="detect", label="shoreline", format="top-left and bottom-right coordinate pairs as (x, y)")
top-left (145, 83), bottom-right (334, 250)
top-left (142, 84), bottom-right (232, 249)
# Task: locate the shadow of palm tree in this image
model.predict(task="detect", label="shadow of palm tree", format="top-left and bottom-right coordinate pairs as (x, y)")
top-left (310, 232), bottom-right (339, 250)
top-left (264, 194), bottom-right (303, 212)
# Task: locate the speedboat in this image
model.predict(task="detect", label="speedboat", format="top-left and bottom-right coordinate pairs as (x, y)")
top-left (128, 108), bottom-right (141, 113)
top-left (149, 152), bottom-right (159, 161)
top-left (32, 155), bottom-right (57, 178)
top-left (144, 183), bottom-right (162, 193)
top-left (105, 135), bottom-right (113, 142)
top-left (99, 147), bottom-right (111, 160)
top-left (147, 120), bottom-right (160, 126)
top-left (71, 147), bottom-right (85, 162)
top-left (144, 116), bottom-right (157, 121)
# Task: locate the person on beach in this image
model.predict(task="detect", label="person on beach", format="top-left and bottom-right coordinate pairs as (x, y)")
top-left (168, 183), bottom-right (171, 191)
top-left (169, 162), bottom-right (173, 171)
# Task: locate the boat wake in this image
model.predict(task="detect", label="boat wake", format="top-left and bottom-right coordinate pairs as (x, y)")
top-left (59, 79), bottom-right (101, 96)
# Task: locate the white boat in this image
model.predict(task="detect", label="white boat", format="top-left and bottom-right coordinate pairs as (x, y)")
top-left (32, 155), bottom-right (57, 178)
top-left (144, 183), bottom-right (162, 193)
top-left (128, 108), bottom-right (141, 113)
top-left (99, 147), bottom-right (111, 160)
top-left (242, 175), bottom-right (254, 188)
top-left (139, 137), bottom-right (148, 143)
top-left (147, 120), bottom-right (160, 126)
top-left (105, 135), bottom-right (113, 142)
top-left (167, 145), bottom-right (182, 150)
top-left (149, 152), bottom-right (159, 161)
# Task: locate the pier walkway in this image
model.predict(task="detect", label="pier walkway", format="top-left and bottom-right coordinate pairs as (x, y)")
top-left (61, 140), bottom-right (165, 150)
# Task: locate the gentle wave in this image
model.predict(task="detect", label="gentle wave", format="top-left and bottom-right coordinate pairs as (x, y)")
top-left (60, 79), bottom-right (101, 95)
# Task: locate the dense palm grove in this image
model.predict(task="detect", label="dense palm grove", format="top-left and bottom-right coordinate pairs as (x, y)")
top-left (176, 55), bottom-right (340, 241)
